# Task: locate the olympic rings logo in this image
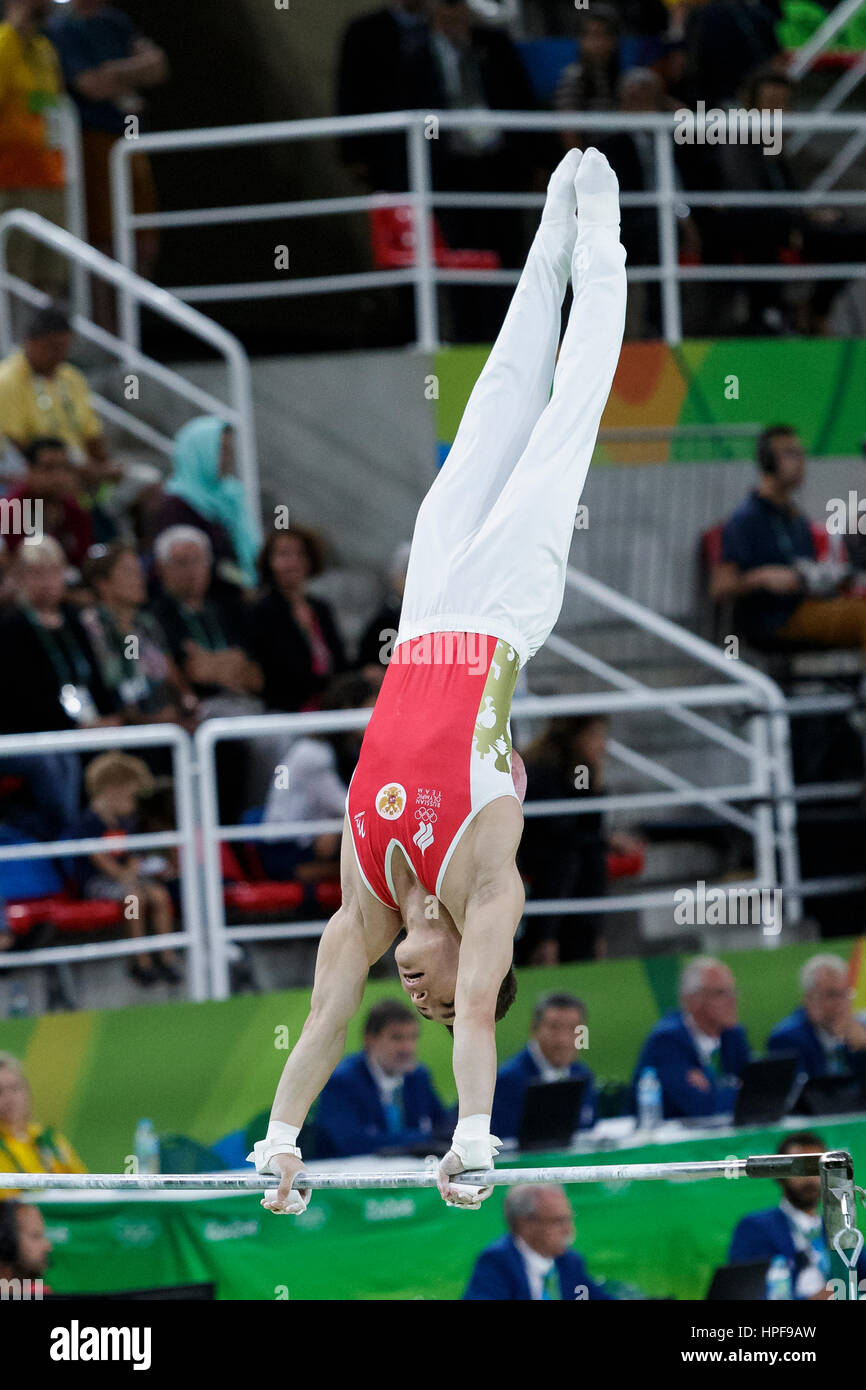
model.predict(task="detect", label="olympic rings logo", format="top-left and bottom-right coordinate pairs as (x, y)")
top-left (414, 809), bottom-right (438, 824)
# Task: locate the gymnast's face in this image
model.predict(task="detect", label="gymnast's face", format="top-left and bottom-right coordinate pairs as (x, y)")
top-left (394, 922), bottom-right (459, 1025)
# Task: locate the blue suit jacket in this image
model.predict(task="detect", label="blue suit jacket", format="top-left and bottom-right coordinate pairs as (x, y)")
top-left (463, 1234), bottom-right (612, 1301)
top-left (767, 1007), bottom-right (865, 1080)
top-left (491, 1047), bottom-right (597, 1140)
top-left (632, 1011), bottom-right (751, 1119)
top-left (314, 1051), bottom-right (447, 1158)
top-left (729, 1205), bottom-right (866, 1292)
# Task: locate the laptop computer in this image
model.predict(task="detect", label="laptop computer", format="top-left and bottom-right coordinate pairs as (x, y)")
top-left (706, 1260), bottom-right (771, 1301)
top-left (794, 1072), bottom-right (866, 1117)
top-left (733, 1054), bottom-right (800, 1127)
top-left (517, 1076), bottom-right (586, 1152)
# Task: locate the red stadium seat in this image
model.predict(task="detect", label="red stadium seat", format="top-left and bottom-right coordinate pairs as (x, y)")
top-left (6, 894), bottom-right (122, 936)
top-left (314, 881), bottom-right (342, 912)
top-left (224, 881), bottom-right (304, 912)
top-left (368, 204), bottom-right (501, 271)
top-left (606, 848), bottom-right (645, 879)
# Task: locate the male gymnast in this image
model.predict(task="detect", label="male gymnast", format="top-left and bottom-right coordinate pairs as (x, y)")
top-left (249, 147), bottom-right (627, 1213)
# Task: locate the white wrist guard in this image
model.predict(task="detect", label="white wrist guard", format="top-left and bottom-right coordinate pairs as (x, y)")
top-left (246, 1120), bottom-right (302, 1176)
top-left (450, 1114), bottom-right (501, 1171)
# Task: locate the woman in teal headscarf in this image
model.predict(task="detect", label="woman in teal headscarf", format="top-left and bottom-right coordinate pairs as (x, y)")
top-left (153, 417), bottom-right (260, 588)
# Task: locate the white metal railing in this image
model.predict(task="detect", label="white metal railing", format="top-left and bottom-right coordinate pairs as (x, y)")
top-left (0, 724), bottom-right (207, 1000)
top-left (109, 109), bottom-right (866, 349)
top-left (0, 211), bottom-right (262, 531)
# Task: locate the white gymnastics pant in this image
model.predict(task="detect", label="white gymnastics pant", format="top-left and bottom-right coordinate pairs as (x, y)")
top-left (397, 201), bottom-right (627, 670)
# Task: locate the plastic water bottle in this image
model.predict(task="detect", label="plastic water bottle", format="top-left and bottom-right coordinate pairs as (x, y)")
top-left (133, 1119), bottom-right (160, 1175)
top-left (636, 1067), bottom-right (663, 1133)
top-left (8, 981), bottom-right (30, 1018)
top-left (766, 1256), bottom-right (792, 1301)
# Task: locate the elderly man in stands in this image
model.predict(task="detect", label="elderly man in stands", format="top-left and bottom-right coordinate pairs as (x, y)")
top-left (633, 957), bottom-right (751, 1120)
top-left (492, 992), bottom-right (597, 1140)
top-left (463, 1184), bottom-right (612, 1300)
top-left (711, 425), bottom-right (866, 661)
top-left (768, 954), bottom-right (866, 1084)
top-left (314, 999), bottom-right (447, 1158)
top-left (151, 526), bottom-right (261, 707)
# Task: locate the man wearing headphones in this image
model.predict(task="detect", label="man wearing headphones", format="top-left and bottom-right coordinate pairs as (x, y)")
top-left (711, 424), bottom-right (866, 658)
top-left (0, 1200), bottom-right (52, 1294)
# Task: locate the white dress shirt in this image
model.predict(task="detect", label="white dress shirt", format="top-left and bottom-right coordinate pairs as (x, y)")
top-left (514, 1235), bottom-right (555, 1300)
top-left (527, 1039), bottom-right (572, 1083)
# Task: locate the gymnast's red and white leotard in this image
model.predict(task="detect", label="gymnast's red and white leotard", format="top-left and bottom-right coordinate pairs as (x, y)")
top-left (346, 631), bottom-right (520, 908)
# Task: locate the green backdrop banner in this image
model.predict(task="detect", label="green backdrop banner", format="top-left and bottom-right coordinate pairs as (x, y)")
top-left (0, 937), bottom-right (860, 1173)
top-left (35, 1118), bottom-right (866, 1301)
top-left (435, 340), bottom-right (866, 461)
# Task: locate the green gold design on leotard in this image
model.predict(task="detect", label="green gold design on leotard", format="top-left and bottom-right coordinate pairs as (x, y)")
top-left (472, 639), bottom-right (519, 773)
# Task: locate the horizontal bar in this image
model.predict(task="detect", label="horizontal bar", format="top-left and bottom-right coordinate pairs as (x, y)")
top-left (0, 1153), bottom-right (829, 1193)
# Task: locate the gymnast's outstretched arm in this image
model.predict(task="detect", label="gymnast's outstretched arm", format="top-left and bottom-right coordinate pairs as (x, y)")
top-left (249, 822), bottom-right (399, 1215)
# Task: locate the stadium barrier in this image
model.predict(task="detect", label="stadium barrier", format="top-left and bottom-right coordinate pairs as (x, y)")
top-left (109, 108), bottom-right (866, 349)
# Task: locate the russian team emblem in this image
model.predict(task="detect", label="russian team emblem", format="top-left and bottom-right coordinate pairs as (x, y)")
top-left (376, 783), bottom-right (407, 820)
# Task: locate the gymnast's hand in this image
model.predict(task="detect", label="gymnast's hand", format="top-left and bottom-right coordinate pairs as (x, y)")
top-left (437, 1149), bottom-right (495, 1209)
top-left (260, 1152), bottom-right (311, 1216)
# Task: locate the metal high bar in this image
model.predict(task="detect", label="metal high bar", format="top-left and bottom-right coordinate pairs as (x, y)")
top-left (0, 1151), bottom-right (842, 1192)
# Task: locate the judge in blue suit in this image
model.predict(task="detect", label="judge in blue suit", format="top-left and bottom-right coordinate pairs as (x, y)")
top-left (492, 992), bottom-right (597, 1140)
top-left (767, 954), bottom-right (866, 1082)
top-left (729, 1131), bottom-right (866, 1298)
top-left (464, 1184), bottom-right (613, 1300)
top-left (315, 999), bottom-right (447, 1157)
top-left (632, 957), bottom-right (751, 1119)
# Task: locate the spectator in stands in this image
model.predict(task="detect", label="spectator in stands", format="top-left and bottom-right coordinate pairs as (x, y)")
top-left (356, 540), bottom-right (410, 670)
top-left (0, 536), bottom-right (118, 834)
top-left (633, 956), bottom-right (751, 1119)
top-left (729, 1130), bottom-right (866, 1298)
top-left (463, 1184), bottom-right (613, 1300)
top-left (3, 436), bottom-right (93, 570)
top-left (711, 426), bottom-right (866, 657)
top-left (261, 671), bottom-right (378, 882)
top-left (683, 0), bottom-right (782, 108)
top-left (245, 527), bottom-right (347, 713)
top-left (336, 0), bottom-right (435, 190)
top-left (554, 5), bottom-right (622, 147)
top-left (717, 66), bottom-right (866, 335)
top-left (596, 67), bottom-right (699, 336)
top-left (0, 1201), bottom-right (52, 1292)
top-left (425, 0), bottom-right (543, 334)
top-left (0, 0), bottom-right (67, 297)
top-left (151, 524), bottom-right (262, 820)
top-left (516, 714), bottom-right (644, 964)
top-left (492, 992), bottom-right (597, 1140)
top-left (151, 526), bottom-right (261, 707)
top-left (768, 954), bottom-right (866, 1084)
top-left (47, 0), bottom-right (168, 324)
top-left (65, 751), bottom-right (181, 986)
top-left (0, 304), bottom-right (148, 533)
top-left (0, 1051), bottom-right (87, 1191)
top-left (80, 541), bottom-right (187, 727)
top-left (151, 417), bottom-right (259, 593)
top-left (314, 999), bottom-right (447, 1158)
